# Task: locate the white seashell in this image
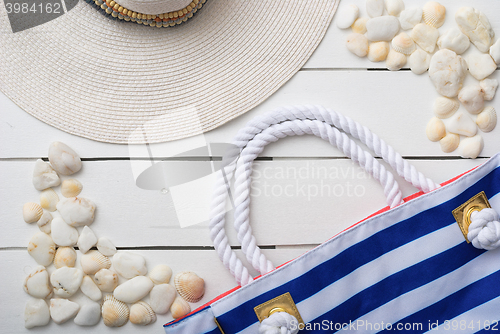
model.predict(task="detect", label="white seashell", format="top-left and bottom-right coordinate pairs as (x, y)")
top-left (112, 252), bottom-right (147, 278)
top-left (391, 32), bottom-right (415, 55)
top-left (51, 217), bottom-right (79, 246)
top-left (80, 275), bottom-right (102, 301)
top-left (368, 42), bottom-right (390, 62)
top-left (23, 202), bottom-right (43, 224)
top-left (57, 197), bottom-right (96, 227)
top-left (351, 17), bottom-right (369, 34)
top-left (384, 0), bottom-right (404, 16)
top-left (50, 267), bottom-right (84, 298)
top-left (447, 111), bottom-right (477, 137)
top-left (114, 276), bottom-right (154, 304)
top-left (32, 159), bottom-right (60, 191)
top-left (476, 107), bottom-right (497, 133)
top-left (171, 296), bottom-right (191, 319)
top-left (460, 135), bottom-right (484, 159)
top-left (81, 250), bottom-right (112, 275)
top-left (428, 49), bottom-right (467, 98)
top-left (433, 97), bottom-right (459, 119)
top-left (149, 265), bottom-right (173, 285)
top-left (96, 237), bottom-right (117, 256)
top-left (130, 301), bottom-right (156, 326)
top-left (54, 246), bottom-right (77, 268)
top-left (440, 133), bottom-right (460, 153)
top-left (336, 4), bottom-right (359, 29)
top-left (399, 7), bottom-right (422, 31)
top-left (102, 295), bottom-right (129, 327)
top-left (455, 7), bottom-right (494, 53)
top-left (467, 54), bottom-right (497, 81)
top-left (74, 302), bottom-right (101, 326)
top-left (411, 23), bottom-right (439, 54)
top-left (437, 28), bottom-right (470, 55)
top-left (426, 117), bottom-right (446, 142)
top-left (94, 268), bottom-right (119, 292)
top-left (422, 1), bottom-right (446, 28)
top-left (366, 16), bottom-right (400, 42)
top-left (174, 272), bottom-right (205, 303)
top-left (366, 0), bottom-right (384, 18)
top-left (25, 298), bottom-right (50, 329)
top-left (78, 226), bottom-right (97, 254)
top-left (480, 79), bottom-right (498, 101)
top-left (27, 232), bottom-right (55, 266)
top-left (23, 265), bottom-right (52, 299)
top-left (61, 178), bottom-right (83, 198)
top-left (37, 211), bottom-right (52, 234)
top-left (346, 33), bottom-right (368, 58)
top-left (40, 188), bottom-right (59, 212)
top-left (150, 284), bottom-right (177, 314)
top-left (458, 85), bottom-right (485, 115)
top-left (491, 39), bottom-right (500, 64)
top-left (409, 49), bottom-right (430, 75)
top-left (48, 141), bottom-right (82, 175)
top-left (50, 298), bottom-right (80, 324)
top-left (386, 49), bottom-right (407, 71)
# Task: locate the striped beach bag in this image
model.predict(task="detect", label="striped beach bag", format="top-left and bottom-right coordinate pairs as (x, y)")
top-left (165, 105), bottom-right (500, 334)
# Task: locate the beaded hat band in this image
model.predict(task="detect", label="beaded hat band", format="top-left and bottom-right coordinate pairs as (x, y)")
top-left (87, 0), bottom-right (205, 27)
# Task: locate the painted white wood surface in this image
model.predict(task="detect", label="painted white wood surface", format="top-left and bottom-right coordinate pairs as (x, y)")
top-left (1, 0), bottom-right (500, 332)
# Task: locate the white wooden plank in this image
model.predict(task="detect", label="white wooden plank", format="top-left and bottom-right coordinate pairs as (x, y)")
top-left (1, 158), bottom-right (486, 248)
top-left (304, 0), bottom-right (500, 69)
top-left (1, 70), bottom-right (499, 158)
top-left (1, 248), bottom-right (308, 333)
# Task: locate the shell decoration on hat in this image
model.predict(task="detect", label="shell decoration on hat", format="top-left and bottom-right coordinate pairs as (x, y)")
top-left (337, 1), bottom-right (499, 159)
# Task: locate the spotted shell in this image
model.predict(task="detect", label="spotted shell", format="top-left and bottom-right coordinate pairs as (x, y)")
top-left (129, 301), bottom-right (156, 326)
top-left (81, 250), bottom-right (111, 275)
top-left (101, 295), bottom-right (129, 327)
top-left (174, 271), bottom-right (205, 303)
top-left (23, 202), bottom-right (43, 224)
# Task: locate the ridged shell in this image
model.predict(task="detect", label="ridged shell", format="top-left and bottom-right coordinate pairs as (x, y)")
top-left (101, 295), bottom-right (129, 327)
top-left (170, 297), bottom-right (191, 319)
top-left (422, 1), bottom-right (446, 28)
top-left (433, 97), bottom-right (459, 119)
top-left (23, 202), bottom-right (43, 224)
top-left (440, 133), bottom-right (460, 153)
top-left (94, 269), bottom-right (119, 292)
top-left (129, 301), bottom-right (156, 326)
top-left (476, 106), bottom-right (497, 133)
top-left (174, 272), bottom-right (205, 303)
top-left (61, 179), bottom-right (83, 198)
top-left (149, 265), bottom-right (172, 285)
top-left (81, 250), bottom-right (111, 275)
top-left (391, 32), bottom-right (416, 55)
top-left (54, 247), bottom-right (77, 268)
top-left (40, 188), bottom-right (59, 212)
top-left (426, 117), bottom-right (446, 142)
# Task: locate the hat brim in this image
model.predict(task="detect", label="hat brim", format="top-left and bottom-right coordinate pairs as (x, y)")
top-left (0, 0), bottom-right (338, 144)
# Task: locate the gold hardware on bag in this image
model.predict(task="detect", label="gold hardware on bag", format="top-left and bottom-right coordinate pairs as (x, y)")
top-left (452, 191), bottom-right (491, 242)
top-left (214, 317), bottom-right (226, 334)
top-left (254, 292), bottom-right (304, 326)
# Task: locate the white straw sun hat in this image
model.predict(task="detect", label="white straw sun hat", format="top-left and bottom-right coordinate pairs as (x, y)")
top-left (0, 0), bottom-right (339, 144)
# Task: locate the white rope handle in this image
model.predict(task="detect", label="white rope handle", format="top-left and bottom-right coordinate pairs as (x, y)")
top-left (209, 105), bottom-right (439, 286)
top-left (468, 209), bottom-right (500, 250)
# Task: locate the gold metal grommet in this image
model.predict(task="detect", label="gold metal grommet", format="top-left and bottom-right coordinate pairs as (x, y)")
top-left (268, 307), bottom-right (287, 317)
top-left (453, 191), bottom-right (491, 243)
top-left (254, 292), bottom-right (304, 327)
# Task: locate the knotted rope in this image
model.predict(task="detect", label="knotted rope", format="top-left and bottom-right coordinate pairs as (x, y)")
top-left (468, 208), bottom-right (500, 250)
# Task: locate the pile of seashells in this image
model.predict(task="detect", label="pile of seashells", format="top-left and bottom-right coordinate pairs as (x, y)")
top-left (23, 142), bottom-right (205, 329)
top-left (337, 0), bottom-right (499, 159)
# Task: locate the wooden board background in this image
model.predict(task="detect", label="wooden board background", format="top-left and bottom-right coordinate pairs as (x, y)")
top-left (1, 0), bottom-right (499, 332)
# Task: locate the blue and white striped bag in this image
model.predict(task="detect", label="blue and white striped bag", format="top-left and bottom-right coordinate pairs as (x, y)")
top-left (164, 106), bottom-right (500, 334)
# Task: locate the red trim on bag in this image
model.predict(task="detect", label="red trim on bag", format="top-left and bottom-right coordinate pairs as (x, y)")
top-left (165, 163), bottom-right (481, 327)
